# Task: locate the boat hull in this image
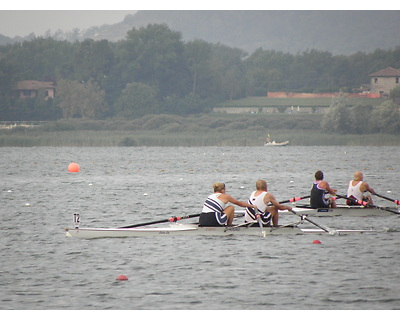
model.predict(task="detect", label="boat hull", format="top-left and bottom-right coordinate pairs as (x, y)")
top-left (264, 140), bottom-right (289, 146)
top-left (65, 223), bottom-right (383, 239)
top-left (281, 206), bottom-right (398, 217)
top-left (235, 206), bottom-right (399, 217)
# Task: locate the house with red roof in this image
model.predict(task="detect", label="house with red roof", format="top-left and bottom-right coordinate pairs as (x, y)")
top-left (15, 80), bottom-right (56, 100)
top-left (369, 67), bottom-right (400, 96)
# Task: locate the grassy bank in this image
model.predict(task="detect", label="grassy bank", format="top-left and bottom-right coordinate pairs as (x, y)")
top-left (1, 128), bottom-right (399, 147)
top-left (0, 114), bottom-right (399, 147)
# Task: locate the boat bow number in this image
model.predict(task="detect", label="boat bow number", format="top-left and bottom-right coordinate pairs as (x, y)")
top-left (73, 214), bottom-right (81, 228)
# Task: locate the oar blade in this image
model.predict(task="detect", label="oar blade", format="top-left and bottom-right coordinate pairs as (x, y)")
top-left (375, 193), bottom-right (400, 205)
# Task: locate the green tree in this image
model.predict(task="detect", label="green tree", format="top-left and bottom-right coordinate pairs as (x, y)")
top-left (321, 96), bottom-right (352, 133)
top-left (289, 50), bottom-right (334, 91)
top-left (73, 39), bottom-right (114, 86)
top-left (56, 79), bottom-right (108, 119)
top-left (184, 39), bottom-right (214, 97)
top-left (0, 59), bottom-right (18, 120)
top-left (348, 104), bottom-right (373, 134)
top-left (116, 24), bottom-right (191, 98)
top-left (114, 82), bottom-right (160, 119)
top-left (210, 43), bottom-right (247, 100)
top-left (371, 100), bottom-right (400, 134)
top-left (162, 93), bottom-right (210, 115)
top-left (10, 96), bottom-right (61, 121)
top-left (3, 37), bottom-right (74, 82)
top-left (0, 59), bottom-right (18, 94)
top-left (245, 49), bottom-right (292, 95)
top-left (389, 86), bottom-right (400, 105)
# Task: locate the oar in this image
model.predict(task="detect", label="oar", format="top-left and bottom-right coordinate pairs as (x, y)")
top-left (120, 213), bottom-right (201, 228)
top-left (265, 195), bottom-right (310, 208)
top-left (278, 195), bottom-right (310, 204)
top-left (336, 194), bottom-right (400, 215)
top-left (290, 209), bottom-right (337, 235)
top-left (226, 220), bottom-right (256, 229)
top-left (374, 193), bottom-right (400, 205)
top-left (239, 196), bottom-right (309, 213)
top-left (256, 214), bottom-right (267, 238)
top-left (336, 194), bottom-right (368, 206)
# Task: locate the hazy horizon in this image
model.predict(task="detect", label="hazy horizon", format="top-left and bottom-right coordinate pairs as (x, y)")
top-left (3, 2), bottom-right (395, 38)
top-left (0, 10), bottom-right (136, 37)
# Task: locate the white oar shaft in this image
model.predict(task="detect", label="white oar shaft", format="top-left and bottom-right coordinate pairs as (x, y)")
top-left (290, 209), bottom-right (336, 235)
top-left (257, 214), bottom-right (266, 237)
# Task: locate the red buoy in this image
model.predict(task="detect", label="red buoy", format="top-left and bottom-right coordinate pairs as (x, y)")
top-left (312, 240), bottom-right (322, 244)
top-left (68, 162), bottom-right (80, 172)
top-left (116, 275), bottom-right (128, 281)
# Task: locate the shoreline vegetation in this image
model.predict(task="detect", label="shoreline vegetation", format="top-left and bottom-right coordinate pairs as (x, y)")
top-left (1, 114), bottom-right (399, 147)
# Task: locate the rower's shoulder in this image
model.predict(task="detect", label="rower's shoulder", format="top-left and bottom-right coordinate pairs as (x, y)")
top-left (318, 180), bottom-right (329, 188)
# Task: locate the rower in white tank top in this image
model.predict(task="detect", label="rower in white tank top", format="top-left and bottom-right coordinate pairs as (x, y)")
top-left (347, 180), bottom-right (364, 201)
top-left (245, 191), bottom-right (271, 224)
top-left (346, 171), bottom-right (376, 206)
top-left (244, 180), bottom-right (293, 226)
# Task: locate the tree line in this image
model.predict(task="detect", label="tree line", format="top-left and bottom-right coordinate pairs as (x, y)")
top-left (1, 23), bottom-right (400, 123)
top-left (322, 89), bottom-right (400, 135)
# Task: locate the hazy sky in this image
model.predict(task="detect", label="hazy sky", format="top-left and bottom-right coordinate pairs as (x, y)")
top-left (1, 3), bottom-right (398, 38)
top-left (0, 11), bottom-right (137, 37)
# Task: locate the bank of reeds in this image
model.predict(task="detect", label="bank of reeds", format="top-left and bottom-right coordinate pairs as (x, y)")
top-left (0, 114), bottom-right (399, 147)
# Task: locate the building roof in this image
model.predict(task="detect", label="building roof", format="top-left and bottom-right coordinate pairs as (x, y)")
top-left (369, 67), bottom-right (400, 77)
top-left (16, 80), bottom-right (56, 90)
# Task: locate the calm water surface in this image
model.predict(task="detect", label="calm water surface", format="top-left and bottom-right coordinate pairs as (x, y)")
top-left (1, 146), bottom-right (400, 310)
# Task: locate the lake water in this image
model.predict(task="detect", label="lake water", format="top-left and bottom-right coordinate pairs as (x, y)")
top-left (1, 146), bottom-right (400, 310)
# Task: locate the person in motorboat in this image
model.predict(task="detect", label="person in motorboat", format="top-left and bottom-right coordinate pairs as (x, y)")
top-left (245, 179), bottom-right (292, 226)
top-left (310, 170), bottom-right (337, 209)
top-left (199, 182), bottom-right (256, 226)
top-left (346, 171), bottom-right (376, 206)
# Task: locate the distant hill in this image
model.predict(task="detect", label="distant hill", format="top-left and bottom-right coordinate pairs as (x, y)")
top-left (2, 10), bottom-right (400, 55)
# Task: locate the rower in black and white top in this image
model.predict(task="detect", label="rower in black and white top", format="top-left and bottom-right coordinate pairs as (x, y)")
top-left (245, 179), bottom-right (292, 226)
top-left (199, 182), bottom-right (256, 227)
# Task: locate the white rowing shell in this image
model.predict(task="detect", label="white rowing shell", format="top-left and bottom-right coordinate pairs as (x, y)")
top-left (65, 223), bottom-right (385, 239)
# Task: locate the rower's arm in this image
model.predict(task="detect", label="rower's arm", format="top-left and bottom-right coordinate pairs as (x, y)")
top-left (225, 195), bottom-right (255, 209)
top-left (364, 182), bottom-right (376, 195)
top-left (266, 193), bottom-right (291, 211)
top-left (324, 182), bottom-right (337, 195)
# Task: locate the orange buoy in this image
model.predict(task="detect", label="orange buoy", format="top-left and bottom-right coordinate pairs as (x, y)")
top-left (68, 162), bottom-right (80, 172)
top-left (312, 240), bottom-right (322, 244)
top-left (116, 275), bottom-right (128, 281)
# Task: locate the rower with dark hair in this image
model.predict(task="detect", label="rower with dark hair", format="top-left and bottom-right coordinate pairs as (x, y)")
top-left (310, 170), bottom-right (337, 209)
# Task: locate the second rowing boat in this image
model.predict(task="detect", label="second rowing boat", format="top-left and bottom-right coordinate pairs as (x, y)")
top-left (235, 205), bottom-right (399, 217)
top-left (283, 205), bottom-right (399, 217)
top-left (65, 222), bottom-right (386, 239)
